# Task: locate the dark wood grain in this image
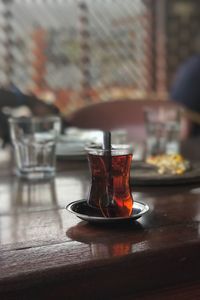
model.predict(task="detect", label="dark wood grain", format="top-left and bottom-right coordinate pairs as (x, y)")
top-left (1, 144), bottom-right (200, 299)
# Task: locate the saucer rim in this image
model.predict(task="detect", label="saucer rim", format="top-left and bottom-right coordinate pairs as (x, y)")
top-left (66, 199), bottom-right (149, 222)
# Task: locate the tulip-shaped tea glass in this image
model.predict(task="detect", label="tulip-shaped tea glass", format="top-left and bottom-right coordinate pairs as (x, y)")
top-left (86, 145), bottom-right (134, 218)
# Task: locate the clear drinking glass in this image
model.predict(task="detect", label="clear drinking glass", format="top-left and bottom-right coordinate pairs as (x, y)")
top-left (9, 116), bottom-right (61, 180)
top-left (144, 107), bottom-right (181, 157)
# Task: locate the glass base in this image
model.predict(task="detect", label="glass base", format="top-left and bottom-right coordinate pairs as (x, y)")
top-left (16, 167), bottom-right (55, 181)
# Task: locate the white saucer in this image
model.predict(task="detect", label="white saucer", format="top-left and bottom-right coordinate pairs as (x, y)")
top-left (66, 200), bottom-right (149, 224)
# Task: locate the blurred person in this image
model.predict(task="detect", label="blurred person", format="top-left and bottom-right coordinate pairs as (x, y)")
top-left (170, 55), bottom-right (200, 138)
top-left (1, 87), bottom-right (59, 116)
top-left (170, 35), bottom-right (200, 139)
top-left (0, 88), bottom-right (60, 145)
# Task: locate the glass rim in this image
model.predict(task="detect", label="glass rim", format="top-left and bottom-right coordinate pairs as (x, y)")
top-left (8, 116), bottom-right (61, 124)
top-left (85, 144), bottom-right (133, 154)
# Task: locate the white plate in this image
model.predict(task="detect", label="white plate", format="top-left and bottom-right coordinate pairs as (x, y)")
top-left (56, 141), bottom-right (87, 160)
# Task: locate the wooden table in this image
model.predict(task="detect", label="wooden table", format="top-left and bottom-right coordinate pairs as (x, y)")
top-left (1, 146), bottom-right (200, 300)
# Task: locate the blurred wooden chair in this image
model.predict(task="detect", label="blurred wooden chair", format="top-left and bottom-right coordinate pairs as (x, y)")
top-left (68, 99), bottom-right (175, 142)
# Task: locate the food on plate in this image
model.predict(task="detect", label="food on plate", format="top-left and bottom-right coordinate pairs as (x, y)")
top-left (146, 154), bottom-right (190, 175)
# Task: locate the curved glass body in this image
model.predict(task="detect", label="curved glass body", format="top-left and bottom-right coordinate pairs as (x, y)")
top-left (86, 145), bottom-right (133, 218)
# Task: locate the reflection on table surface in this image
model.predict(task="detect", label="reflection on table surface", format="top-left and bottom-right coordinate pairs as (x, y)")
top-left (1, 161), bottom-right (200, 248)
top-left (0, 164), bottom-right (90, 246)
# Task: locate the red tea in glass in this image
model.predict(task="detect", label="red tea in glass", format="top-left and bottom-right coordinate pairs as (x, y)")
top-left (87, 145), bottom-right (133, 218)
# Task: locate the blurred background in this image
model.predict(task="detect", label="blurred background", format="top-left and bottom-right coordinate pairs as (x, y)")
top-left (0, 0), bottom-right (199, 116)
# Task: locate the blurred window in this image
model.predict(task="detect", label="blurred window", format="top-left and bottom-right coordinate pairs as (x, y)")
top-left (0, 0), bottom-right (199, 114)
